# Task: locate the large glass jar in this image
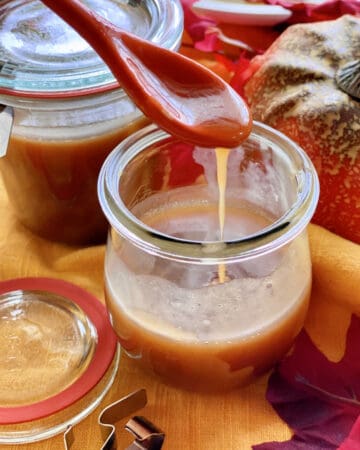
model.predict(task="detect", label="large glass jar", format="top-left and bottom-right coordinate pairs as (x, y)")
top-left (98, 122), bottom-right (320, 392)
top-left (0, 0), bottom-right (183, 245)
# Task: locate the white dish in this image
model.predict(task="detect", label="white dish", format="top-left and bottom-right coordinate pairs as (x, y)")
top-left (192, 0), bottom-right (292, 26)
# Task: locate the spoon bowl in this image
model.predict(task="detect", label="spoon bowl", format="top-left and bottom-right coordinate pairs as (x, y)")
top-left (40, 0), bottom-right (252, 147)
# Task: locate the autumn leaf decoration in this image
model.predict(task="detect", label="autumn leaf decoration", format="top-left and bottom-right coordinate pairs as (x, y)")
top-left (254, 315), bottom-right (360, 450)
top-left (265, 0), bottom-right (360, 24)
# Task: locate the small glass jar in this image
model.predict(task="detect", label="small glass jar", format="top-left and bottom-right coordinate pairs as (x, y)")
top-left (98, 122), bottom-right (320, 392)
top-left (0, 0), bottom-right (183, 245)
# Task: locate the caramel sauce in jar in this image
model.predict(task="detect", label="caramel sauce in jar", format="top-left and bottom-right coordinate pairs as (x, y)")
top-left (1, 105), bottom-right (148, 244)
top-left (98, 124), bottom-right (319, 392)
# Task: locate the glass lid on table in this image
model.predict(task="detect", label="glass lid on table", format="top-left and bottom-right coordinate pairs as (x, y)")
top-left (0, 277), bottom-right (119, 444)
top-left (0, 0), bottom-right (183, 97)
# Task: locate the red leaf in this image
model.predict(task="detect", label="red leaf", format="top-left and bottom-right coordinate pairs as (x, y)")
top-left (265, 0), bottom-right (360, 24)
top-left (230, 56), bottom-right (259, 99)
top-left (339, 416), bottom-right (360, 450)
top-left (180, 0), bottom-right (219, 51)
top-left (253, 315), bottom-right (360, 450)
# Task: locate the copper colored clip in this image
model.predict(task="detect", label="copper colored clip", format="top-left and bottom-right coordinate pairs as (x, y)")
top-left (98, 389), bottom-right (147, 449)
top-left (63, 389), bottom-right (165, 450)
top-left (125, 416), bottom-right (165, 450)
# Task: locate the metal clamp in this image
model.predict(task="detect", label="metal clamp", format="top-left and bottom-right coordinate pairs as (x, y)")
top-left (63, 389), bottom-right (164, 450)
top-left (0, 105), bottom-right (13, 157)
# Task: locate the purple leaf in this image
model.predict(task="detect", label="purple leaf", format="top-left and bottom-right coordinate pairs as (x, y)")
top-left (253, 315), bottom-right (360, 450)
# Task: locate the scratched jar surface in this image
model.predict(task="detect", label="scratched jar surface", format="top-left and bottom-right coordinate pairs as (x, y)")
top-left (0, 0), bottom-right (183, 245)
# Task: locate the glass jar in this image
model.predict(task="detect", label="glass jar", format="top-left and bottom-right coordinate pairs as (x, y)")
top-left (0, 0), bottom-right (183, 245)
top-left (98, 122), bottom-right (320, 392)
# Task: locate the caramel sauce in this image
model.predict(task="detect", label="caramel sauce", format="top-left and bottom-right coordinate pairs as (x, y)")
top-left (0, 116), bottom-right (148, 245)
top-left (105, 200), bottom-right (312, 391)
top-left (215, 147), bottom-right (231, 283)
top-left (105, 276), bottom-right (310, 392)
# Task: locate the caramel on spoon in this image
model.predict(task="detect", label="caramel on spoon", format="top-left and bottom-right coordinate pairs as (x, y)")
top-left (40, 0), bottom-right (252, 148)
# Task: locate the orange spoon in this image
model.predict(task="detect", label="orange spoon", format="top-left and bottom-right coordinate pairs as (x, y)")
top-left (40, 0), bottom-right (252, 148)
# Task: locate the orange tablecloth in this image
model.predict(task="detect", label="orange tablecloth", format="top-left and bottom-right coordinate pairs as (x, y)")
top-left (1, 166), bottom-right (360, 449)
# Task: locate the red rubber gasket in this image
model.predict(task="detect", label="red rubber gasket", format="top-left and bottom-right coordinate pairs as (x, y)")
top-left (0, 81), bottom-right (119, 99)
top-left (0, 277), bottom-right (118, 424)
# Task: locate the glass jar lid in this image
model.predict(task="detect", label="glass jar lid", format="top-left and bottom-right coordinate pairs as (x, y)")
top-left (0, 0), bottom-right (183, 97)
top-left (0, 277), bottom-right (119, 444)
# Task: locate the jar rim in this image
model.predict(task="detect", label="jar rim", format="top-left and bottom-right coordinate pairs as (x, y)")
top-left (0, 0), bottom-right (183, 99)
top-left (98, 122), bottom-right (320, 262)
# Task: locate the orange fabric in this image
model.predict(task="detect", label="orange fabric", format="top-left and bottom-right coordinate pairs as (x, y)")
top-left (1, 172), bottom-right (359, 449)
